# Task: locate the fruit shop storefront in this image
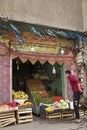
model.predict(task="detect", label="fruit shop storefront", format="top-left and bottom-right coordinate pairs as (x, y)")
top-left (0, 21), bottom-right (85, 120)
top-left (0, 24), bottom-right (86, 124)
top-left (0, 28), bottom-right (79, 105)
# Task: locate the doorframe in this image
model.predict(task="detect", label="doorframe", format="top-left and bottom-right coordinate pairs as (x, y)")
top-left (61, 63), bottom-right (66, 99)
top-left (10, 58), bottom-right (12, 102)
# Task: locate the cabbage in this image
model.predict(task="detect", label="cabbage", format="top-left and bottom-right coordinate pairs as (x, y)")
top-left (59, 99), bottom-right (65, 103)
top-left (66, 100), bottom-right (70, 103)
top-left (59, 101), bottom-right (69, 110)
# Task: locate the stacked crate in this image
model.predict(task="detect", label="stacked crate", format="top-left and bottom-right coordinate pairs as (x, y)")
top-left (16, 107), bottom-right (33, 124)
top-left (84, 108), bottom-right (87, 115)
top-left (46, 111), bottom-right (61, 119)
top-left (79, 109), bottom-right (85, 116)
top-left (46, 109), bottom-right (74, 119)
top-left (0, 110), bottom-right (16, 128)
top-left (61, 109), bottom-right (74, 118)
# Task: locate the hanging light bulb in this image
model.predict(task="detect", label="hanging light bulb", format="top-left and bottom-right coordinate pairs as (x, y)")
top-left (52, 66), bottom-right (56, 74)
top-left (61, 49), bottom-right (65, 55)
top-left (31, 47), bottom-right (35, 52)
top-left (16, 60), bottom-right (19, 70)
top-left (17, 64), bottom-right (19, 70)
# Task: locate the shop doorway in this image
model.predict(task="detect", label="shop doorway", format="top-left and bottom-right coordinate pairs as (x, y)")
top-left (12, 57), bottom-right (65, 98)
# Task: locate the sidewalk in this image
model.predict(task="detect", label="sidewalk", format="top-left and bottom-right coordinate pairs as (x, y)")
top-left (0, 116), bottom-right (87, 130)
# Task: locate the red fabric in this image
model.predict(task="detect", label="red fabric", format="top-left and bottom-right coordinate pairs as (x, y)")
top-left (68, 74), bottom-right (80, 92)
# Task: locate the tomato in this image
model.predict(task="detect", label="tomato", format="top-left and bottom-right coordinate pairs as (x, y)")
top-left (52, 96), bottom-right (63, 102)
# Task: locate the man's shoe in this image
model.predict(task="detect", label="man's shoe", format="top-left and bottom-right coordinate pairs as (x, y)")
top-left (74, 119), bottom-right (81, 123)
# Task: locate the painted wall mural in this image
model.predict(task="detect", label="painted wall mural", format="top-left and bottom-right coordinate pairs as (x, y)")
top-left (0, 55), bottom-right (10, 105)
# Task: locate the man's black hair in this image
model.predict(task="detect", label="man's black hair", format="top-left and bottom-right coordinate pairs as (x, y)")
top-left (65, 70), bottom-right (71, 74)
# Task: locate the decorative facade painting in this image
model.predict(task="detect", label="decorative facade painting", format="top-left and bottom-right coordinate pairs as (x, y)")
top-left (0, 28), bottom-right (78, 103)
top-left (0, 55), bottom-right (10, 105)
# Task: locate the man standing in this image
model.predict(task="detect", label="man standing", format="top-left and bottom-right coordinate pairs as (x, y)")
top-left (65, 70), bottom-right (83, 123)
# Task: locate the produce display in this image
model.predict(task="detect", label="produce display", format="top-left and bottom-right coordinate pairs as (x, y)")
top-left (45, 99), bottom-right (70, 112)
top-left (58, 99), bottom-right (70, 110)
top-left (26, 78), bottom-right (71, 115)
top-left (0, 100), bottom-right (32, 112)
top-left (28, 80), bottom-right (70, 110)
top-left (12, 91), bottom-right (28, 99)
top-left (47, 90), bottom-right (55, 97)
top-left (40, 91), bottom-right (49, 98)
top-left (27, 79), bottom-right (46, 91)
top-left (45, 106), bottom-right (54, 113)
top-left (52, 96), bottom-right (63, 102)
top-left (41, 98), bottom-right (54, 104)
top-left (17, 101), bottom-right (32, 107)
top-left (0, 104), bottom-right (10, 112)
top-left (24, 101), bottom-right (32, 105)
top-left (0, 103), bottom-right (17, 112)
top-left (32, 92), bottom-right (42, 105)
top-left (32, 92), bottom-right (54, 105)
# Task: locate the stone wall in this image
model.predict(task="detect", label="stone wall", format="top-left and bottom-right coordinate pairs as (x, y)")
top-left (82, 0), bottom-right (87, 31)
top-left (0, 0), bottom-right (83, 32)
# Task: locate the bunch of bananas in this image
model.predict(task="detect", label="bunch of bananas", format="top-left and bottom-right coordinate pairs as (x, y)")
top-left (12, 91), bottom-right (28, 99)
top-left (45, 106), bottom-right (54, 113)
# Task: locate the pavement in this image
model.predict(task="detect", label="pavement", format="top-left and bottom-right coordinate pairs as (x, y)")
top-left (0, 115), bottom-right (87, 130)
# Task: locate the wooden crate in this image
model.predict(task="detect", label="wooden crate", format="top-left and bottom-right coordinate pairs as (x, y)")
top-left (61, 109), bottom-right (74, 118)
top-left (46, 111), bottom-right (61, 119)
top-left (84, 109), bottom-right (87, 115)
top-left (16, 108), bottom-right (33, 124)
top-left (79, 109), bottom-right (85, 116)
top-left (0, 110), bottom-right (16, 128)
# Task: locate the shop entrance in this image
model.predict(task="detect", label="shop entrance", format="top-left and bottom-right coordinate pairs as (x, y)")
top-left (12, 57), bottom-right (65, 98)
